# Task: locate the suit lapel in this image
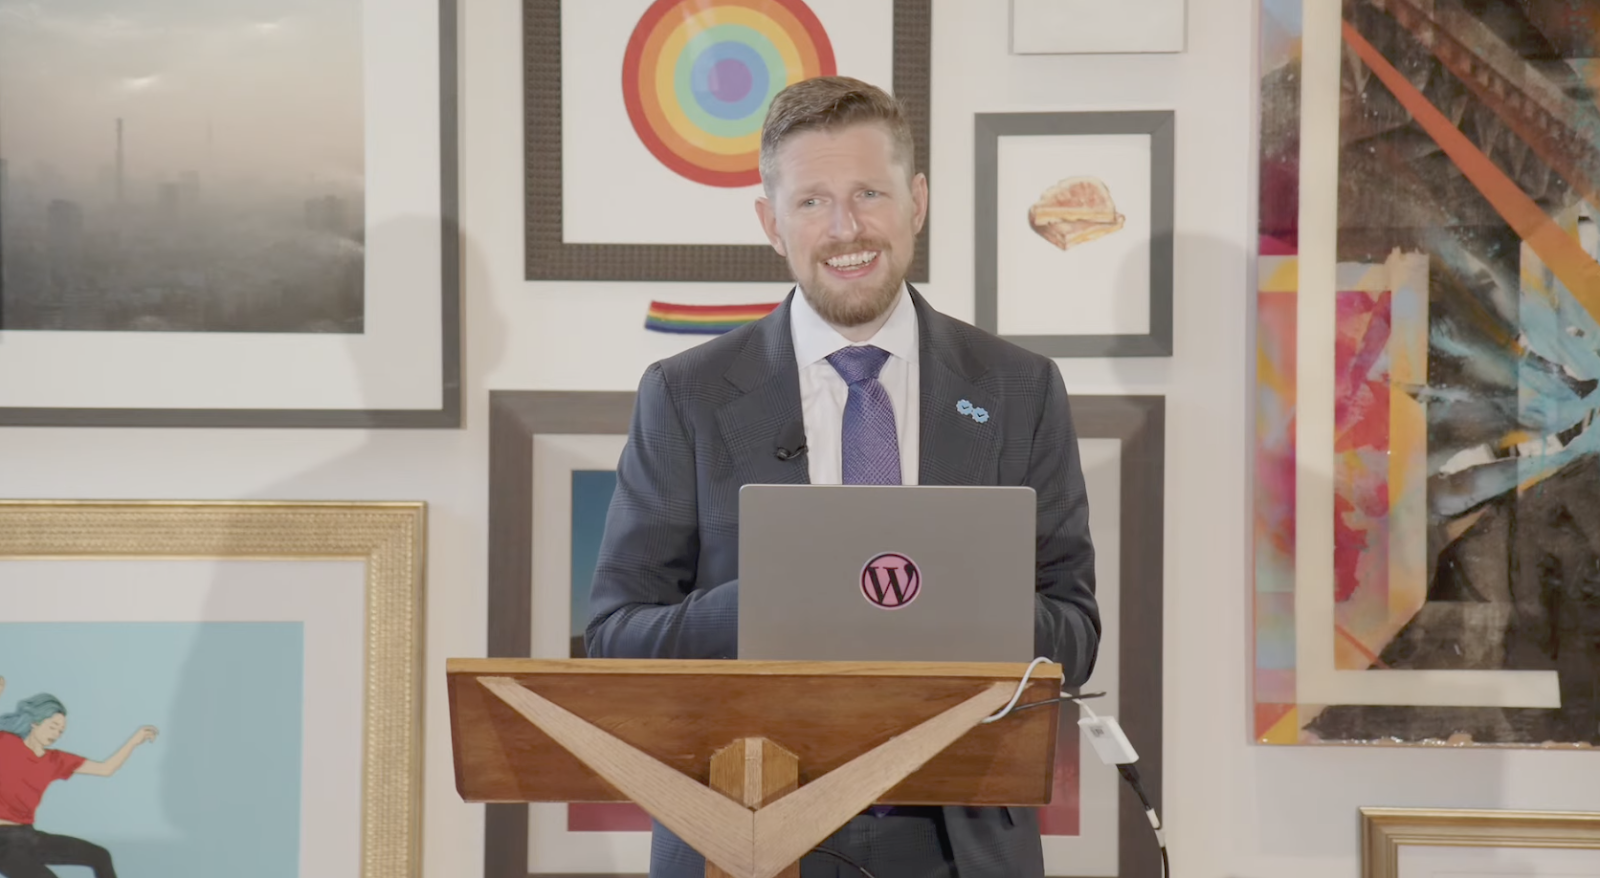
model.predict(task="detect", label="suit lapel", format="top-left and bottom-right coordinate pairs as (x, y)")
top-left (913, 289), bottom-right (999, 487)
top-left (715, 292), bottom-right (811, 487)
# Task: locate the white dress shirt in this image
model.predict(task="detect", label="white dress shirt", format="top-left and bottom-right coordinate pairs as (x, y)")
top-left (789, 283), bottom-right (920, 485)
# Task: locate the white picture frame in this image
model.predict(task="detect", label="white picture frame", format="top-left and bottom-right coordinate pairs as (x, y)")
top-left (0, 0), bottom-right (459, 428)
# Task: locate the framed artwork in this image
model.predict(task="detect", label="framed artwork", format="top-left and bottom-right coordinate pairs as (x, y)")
top-left (0, 1), bottom-right (460, 428)
top-left (522, 0), bottom-right (931, 283)
top-left (1361, 808), bottom-right (1600, 878)
top-left (974, 111), bottom-right (1175, 358)
top-left (0, 500), bottom-right (426, 878)
top-left (1009, 0), bottom-right (1186, 55)
top-left (485, 390), bottom-right (1164, 878)
top-left (1253, 0), bottom-right (1600, 746)
top-left (485, 390), bottom-right (639, 878)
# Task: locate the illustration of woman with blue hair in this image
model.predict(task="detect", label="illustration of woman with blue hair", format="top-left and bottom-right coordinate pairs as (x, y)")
top-left (0, 676), bottom-right (158, 878)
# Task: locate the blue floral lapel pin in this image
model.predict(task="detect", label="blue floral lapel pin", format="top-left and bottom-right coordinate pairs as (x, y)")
top-left (956, 399), bottom-right (990, 424)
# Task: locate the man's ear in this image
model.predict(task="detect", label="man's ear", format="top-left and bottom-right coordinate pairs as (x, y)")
top-left (755, 195), bottom-right (787, 257)
top-left (911, 172), bottom-right (929, 235)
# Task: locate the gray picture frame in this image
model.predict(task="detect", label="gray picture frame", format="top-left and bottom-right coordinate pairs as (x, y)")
top-left (522, 0), bottom-right (932, 284)
top-left (484, 389), bottom-right (636, 878)
top-left (0, 0), bottom-right (461, 429)
top-left (483, 389), bottom-right (1165, 878)
top-left (974, 111), bottom-right (1175, 358)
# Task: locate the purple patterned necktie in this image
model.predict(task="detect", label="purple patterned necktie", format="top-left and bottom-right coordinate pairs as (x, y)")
top-left (827, 345), bottom-right (901, 486)
top-left (830, 346), bottom-right (902, 818)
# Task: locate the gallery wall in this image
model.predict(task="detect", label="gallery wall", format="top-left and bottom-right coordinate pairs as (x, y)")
top-left (2, 1), bottom-right (1597, 877)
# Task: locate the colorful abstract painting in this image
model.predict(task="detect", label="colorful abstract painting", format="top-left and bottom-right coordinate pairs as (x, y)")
top-left (1254, 0), bottom-right (1600, 746)
top-left (622, 0), bottom-right (837, 188)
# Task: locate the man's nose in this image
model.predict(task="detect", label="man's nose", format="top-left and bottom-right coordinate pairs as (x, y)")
top-left (829, 201), bottom-right (860, 238)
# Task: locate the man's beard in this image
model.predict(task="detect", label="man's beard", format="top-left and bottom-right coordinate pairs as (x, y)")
top-left (795, 240), bottom-right (907, 327)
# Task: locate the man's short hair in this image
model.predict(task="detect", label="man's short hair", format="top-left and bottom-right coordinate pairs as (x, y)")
top-left (758, 76), bottom-right (916, 190)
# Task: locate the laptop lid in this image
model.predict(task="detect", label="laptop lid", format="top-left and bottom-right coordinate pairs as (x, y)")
top-left (736, 484), bottom-right (1036, 663)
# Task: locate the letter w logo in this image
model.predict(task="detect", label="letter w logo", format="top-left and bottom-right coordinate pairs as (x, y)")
top-left (863, 562), bottom-right (918, 607)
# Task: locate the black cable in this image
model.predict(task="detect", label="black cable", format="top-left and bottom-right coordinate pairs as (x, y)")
top-left (1115, 763), bottom-right (1170, 878)
top-left (1115, 764), bottom-right (1155, 812)
top-left (811, 846), bottom-right (879, 878)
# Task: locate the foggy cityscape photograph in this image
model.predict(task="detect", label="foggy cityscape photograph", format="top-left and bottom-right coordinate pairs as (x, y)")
top-left (0, 0), bottom-right (364, 333)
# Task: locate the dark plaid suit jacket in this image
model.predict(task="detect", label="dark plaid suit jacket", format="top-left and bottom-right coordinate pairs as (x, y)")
top-left (585, 286), bottom-right (1101, 878)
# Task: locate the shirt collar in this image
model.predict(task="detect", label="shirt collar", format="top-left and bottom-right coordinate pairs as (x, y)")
top-left (790, 282), bottom-right (918, 369)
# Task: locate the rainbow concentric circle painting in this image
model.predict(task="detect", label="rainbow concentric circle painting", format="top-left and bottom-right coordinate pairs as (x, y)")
top-left (622, 0), bottom-right (838, 188)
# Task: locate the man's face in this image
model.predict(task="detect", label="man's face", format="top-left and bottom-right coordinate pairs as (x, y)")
top-left (756, 122), bottom-right (928, 327)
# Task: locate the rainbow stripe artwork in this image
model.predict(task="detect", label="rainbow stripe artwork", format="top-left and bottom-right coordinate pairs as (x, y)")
top-left (622, 0), bottom-right (837, 188)
top-left (644, 300), bottom-right (780, 334)
top-left (1252, 0), bottom-right (1600, 749)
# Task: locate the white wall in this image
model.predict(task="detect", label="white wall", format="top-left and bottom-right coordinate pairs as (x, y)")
top-left (4, 1), bottom-right (1597, 876)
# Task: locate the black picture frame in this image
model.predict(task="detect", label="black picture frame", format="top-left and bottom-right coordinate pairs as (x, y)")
top-left (522, 0), bottom-right (932, 284)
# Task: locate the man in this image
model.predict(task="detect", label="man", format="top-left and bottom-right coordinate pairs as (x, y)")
top-left (586, 76), bottom-right (1100, 878)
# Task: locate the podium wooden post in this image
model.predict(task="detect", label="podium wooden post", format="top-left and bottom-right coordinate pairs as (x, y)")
top-left (448, 658), bottom-right (1063, 878)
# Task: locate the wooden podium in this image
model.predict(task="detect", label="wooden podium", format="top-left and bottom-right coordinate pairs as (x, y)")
top-left (447, 658), bottom-right (1063, 878)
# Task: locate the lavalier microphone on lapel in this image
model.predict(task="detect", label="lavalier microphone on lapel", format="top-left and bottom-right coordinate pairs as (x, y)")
top-left (773, 421), bottom-right (808, 461)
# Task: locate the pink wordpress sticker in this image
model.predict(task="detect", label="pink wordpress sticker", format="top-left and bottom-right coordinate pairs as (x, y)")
top-left (860, 552), bottom-right (921, 609)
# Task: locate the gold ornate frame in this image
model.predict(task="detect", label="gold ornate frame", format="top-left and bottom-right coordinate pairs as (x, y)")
top-left (1361, 807), bottom-right (1600, 878)
top-left (0, 500), bottom-right (427, 878)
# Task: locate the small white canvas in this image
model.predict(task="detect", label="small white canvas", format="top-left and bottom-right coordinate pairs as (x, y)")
top-left (1011, 0), bottom-right (1186, 55)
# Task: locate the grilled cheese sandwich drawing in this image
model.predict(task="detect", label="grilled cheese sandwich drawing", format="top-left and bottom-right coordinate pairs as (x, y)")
top-left (1028, 177), bottom-right (1125, 250)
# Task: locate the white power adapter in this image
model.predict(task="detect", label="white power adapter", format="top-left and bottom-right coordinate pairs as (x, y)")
top-left (1079, 715), bottom-right (1139, 765)
top-left (986, 662), bottom-right (1169, 876)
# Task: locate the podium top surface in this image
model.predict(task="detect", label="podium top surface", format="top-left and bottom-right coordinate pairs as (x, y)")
top-left (446, 657), bottom-right (1062, 679)
top-left (446, 657), bottom-right (1064, 807)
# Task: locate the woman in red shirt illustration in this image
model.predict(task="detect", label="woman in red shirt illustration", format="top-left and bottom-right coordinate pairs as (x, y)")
top-left (0, 676), bottom-right (158, 878)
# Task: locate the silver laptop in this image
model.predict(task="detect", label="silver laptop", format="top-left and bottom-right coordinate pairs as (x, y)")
top-left (736, 484), bottom-right (1036, 663)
